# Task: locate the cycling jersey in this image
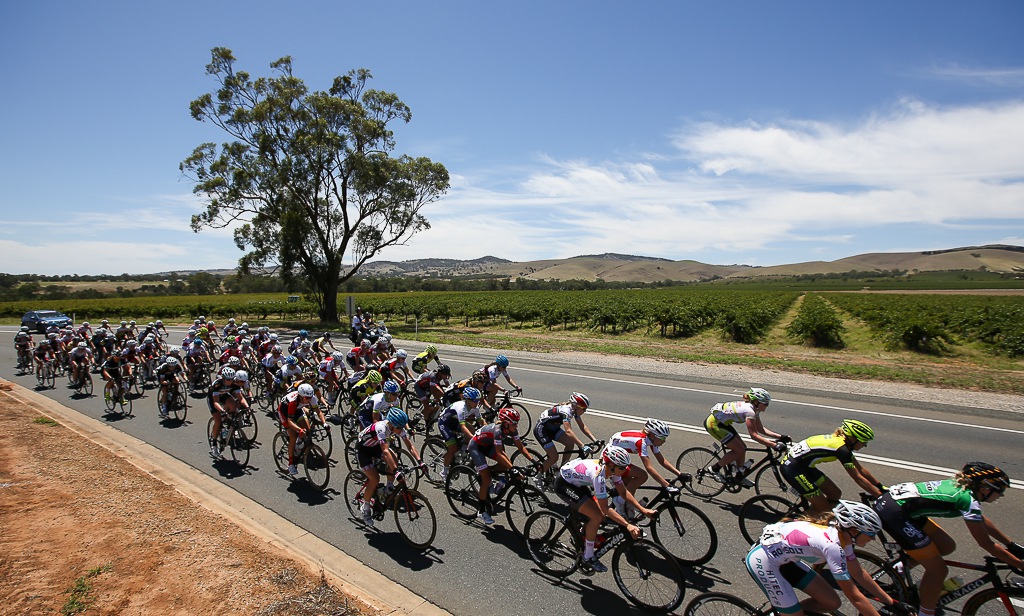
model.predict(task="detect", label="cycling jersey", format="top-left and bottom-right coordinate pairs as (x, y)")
top-left (410, 351), bottom-right (437, 374)
top-left (534, 404), bottom-right (575, 448)
top-left (348, 378), bottom-right (378, 405)
top-left (709, 401), bottom-right (757, 426)
top-left (484, 364), bottom-right (508, 384)
top-left (14, 332), bottom-right (33, 348)
top-left (278, 390), bottom-right (317, 425)
top-left (610, 430), bottom-right (660, 459)
top-left (558, 458), bottom-right (623, 501)
top-left (784, 434), bottom-right (856, 470)
top-left (317, 357), bottom-right (338, 378)
top-left (885, 479), bottom-right (982, 521)
top-left (358, 419), bottom-right (407, 448)
top-left (471, 422), bottom-right (520, 449)
top-left (438, 401), bottom-right (480, 442)
top-left (357, 392), bottom-right (393, 428)
top-left (746, 520), bottom-right (856, 613)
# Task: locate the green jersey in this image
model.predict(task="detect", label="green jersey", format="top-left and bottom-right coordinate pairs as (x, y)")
top-left (888, 479), bottom-right (982, 523)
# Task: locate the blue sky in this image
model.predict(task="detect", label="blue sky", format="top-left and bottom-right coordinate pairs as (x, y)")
top-left (2, 1), bottom-right (1023, 275)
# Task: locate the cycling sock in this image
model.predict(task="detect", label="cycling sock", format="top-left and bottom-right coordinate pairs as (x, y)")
top-left (584, 540), bottom-right (595, 560)
top-left (919, 609), bottom-right (935, 616)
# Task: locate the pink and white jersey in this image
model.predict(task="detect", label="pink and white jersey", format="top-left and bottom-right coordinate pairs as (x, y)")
top-left (758, 521), bottom-right (854, 581)
top-left (559, 458), bottom-right (623, 500)
top-left (610, 430), bottom-right (660, 458)
top-left (358, 419), bottom-right (407, 447)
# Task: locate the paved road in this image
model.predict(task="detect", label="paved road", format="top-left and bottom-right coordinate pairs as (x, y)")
top-left (5, 327), bottom-right (1022, 615)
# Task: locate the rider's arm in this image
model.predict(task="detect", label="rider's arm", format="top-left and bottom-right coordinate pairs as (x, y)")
top-left (573, 415), bottom-right (598, 443)
top-left (641, 454), bottom-right (669, 488)
top-left (745, 416), bottom-right (778, 447)
top-left (838, 577), bottom-right (883, 616)
top-left (848, 460), bottom-right (884, 497)
top-left (966, 519), bottom-right (1024, 569)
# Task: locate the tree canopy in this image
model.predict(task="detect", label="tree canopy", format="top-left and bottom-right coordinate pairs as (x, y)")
top-left (181, 47), bottom-right (449, 323)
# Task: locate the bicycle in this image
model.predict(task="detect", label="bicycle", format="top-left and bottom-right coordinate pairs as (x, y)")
top-left (207, 409), bottom-right (253, 468)
top-left (68, 364), bottom-right (94, 397)
top-left (633, 474), bottom-right (719, 567)
top-left (343, 464), bottom-right (437, 550)
top-left (342, 434), bottom-right (418, 490)
top-left (483, 389), bottom-right (533, 437)
top-left (444, 464), bottom-right (550, 537)
top-left (103, 376), bottom-right (133, 417)
top-left (523, 508), bottom-right (686, 613)
top-left (420, 433), bottom-right (472, 483)
top-left (16, 347), bottom-right (34, 374)
top-left (522, 439), bottom-right (605, 493)
top-left (159, 378), bottom-right (189, 422)
top-left (676, 440), bottom-right (793, 502)
top-left (36, 358), bottom-right (56, 389)
top-left (271, 415), bottom-right (331, 491)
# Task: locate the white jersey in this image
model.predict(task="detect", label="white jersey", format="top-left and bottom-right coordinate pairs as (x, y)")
top-left (711, 401), bottom-right (757, 425)
top-left (559, 458), bottom-right (622, 500)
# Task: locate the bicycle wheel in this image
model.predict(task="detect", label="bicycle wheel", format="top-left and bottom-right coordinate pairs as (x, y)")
top-left (171, 386), bottom-right (188, 422)
top-left (103, 383), bottom-right (117, 411)
top-left (676, 447), bottom-right (726, 499)
top-left (303, 444), bottom-right (330, 491)
top-left (420, 436), bottom-right (449, 483)
top-left (503, 484), bottom-right (550, 538)
top-left (394, 489), bottom-right (436, 550)
top-left (739, 494), bottom-right (797, 546)
top-left (340, 413), bottom-right (360, 441)
top-left (649, 500), bottom-right (718, 566)
top-left (612, 538), bottom-right (686, 613)
top-left (499, 402), bottom-right (531, 437)
top-left (962, 587), bottom-right (1024, 616)
top-left (130, 373), bottom-right (143, 396)
top-left (227, 427), bottom-right (251, 467)
top-left (684, 591), bottom-right (762, 616)
top-left (311, 424), bottom-right (333, 460)
top-left (754, 464), bottom-right (797, 504)
top-left (523, 510), bottom-right (581, 577)
top-left (853, 549), bottom-right (912, 603)
top-left (393, 448), bottom-right (421, 491)
top-left (445, 464), bottom-right (481, 519)
top-left (119, 390), bottom-right (133, 417)
top-left (509, 447), bottom-right (545, 471)
top-left (343, 435), bottom-right (360, 472)
top-left (343, 470), bottom-right (369, 522)
top-left (80, 374), bottom-right (94, 397)
top-left (272, 431), bottom-right (290, 473)
top-left (46, 366), bottom-right (56, 389)
top-left (238, 408), bottom-right (259, 446)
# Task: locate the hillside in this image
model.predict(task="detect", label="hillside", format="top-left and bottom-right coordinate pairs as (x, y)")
top-left (357, 245), bottom-right (1024, 283)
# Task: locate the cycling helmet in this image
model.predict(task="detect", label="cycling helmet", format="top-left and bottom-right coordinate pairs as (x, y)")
top-left (383, 334), bottom-right (392, 343)
top-left (126, 339), bottom-right (137, 347)
top-left (366, 370), bottom-right (383, 384)
top-left (569, 392), bottom-right (590, 409)
top-left (269, 333), bottom-right (279, 341)
top-left (228, 318), bottom-right (236, 324)
top-left (437, 364), bottom-right (451, 376)
top-left (101, 319), bottom-right (109, 324)
top-left (323, 332), bottom-right (332, 339)
top-left (395, 349), bottom-right (408, 359)
top-left (121, 320), bottom-right (128, 326)
top-left (228, 356), bottom-right (241, 366)
top-left (387, 407), bottom-right (409, 429)
top-left (462, 386), bottom-right (481, 402)
top-left (644, 418), bottom-right (670, 440)
top-left (227, 338), bottom-right (238, 347)
top-left (199, 316), bottom-right (206, 322)
top-left (360, 339), bottom-right (371, 348)
top-left (145, 335), bottom-right (155, 342)
top-left (240, 322), bottom-right (248, 329)
top-left (425, 344), bottom-right (438, 354)
top-left (331, 351), bottom-right (345, 362)
top-left (832, 500), bottom-right (883, 535)
top-left (82, 321), bottom-right (90, 326)
top-left (841, 419), bottom-right (875, 443)
top-left (220, 367), bottom-right (237, 380)
top-left (602, 444), bottom-right (632, 468)
top-left (155, 320), bottom-right (163, 326)
top-left (747, 387), bottom-right (772, 406)
top-left (20, 325), bottom-right (28, 331)
top-left (77, 341), bottom-right (88, 349)
top-left (169, 346), bottom-right (181, 355)
top-left (297, 383), bottom-right (315, 397)
top-left (299, 329), bottom-right (309, 337)
top-left (382, 380), bottom-right (401, 394)
top-left (498, 407), bottom-right (521, 424)
top-left (234, 370), bottom-right (249, 383)
top-left (207, 320), bottom-right (215, 326)
top-left (199, 327), bottom-right (208, 335)
top-left (495, 354), bottom-right (509, 368)
top-left (129, 320), bottom-right (136, 326)
top-left (272, 345), bottom-right (283, 353)
top-left (165, 357), bottom-right (180, 366)
top-left (301, 340), bottom-right (312, 348)
top-left (39, 340), bottom-right (50, 347)
top-left (285, 356), bottom-right (298, 365)
top-left (962, 462), bottom-right (1011, 496)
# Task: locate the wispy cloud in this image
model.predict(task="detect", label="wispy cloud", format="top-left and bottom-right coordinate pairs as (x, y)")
top-left (924, 64), bottom-right (1024, 88)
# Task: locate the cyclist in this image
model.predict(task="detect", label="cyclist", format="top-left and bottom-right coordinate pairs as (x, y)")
top-left (277, 383), bottom-right (326, 476)
top-left (350, 307), bottom-right (368, 344)
top-left (552, 444), bottom-right (645, 573)
top-left (68, 341), bottom-right (93, 386)
top-left (260, 345), bottom-right (285, 398)
top-left (481, 354), bottom-right (521, 408)
top-left (871, 462), bottom-right (1024, 616)
top-left (355, 407), bottom-right (422, 527)
top-left (436, 386), bottom-right (484, 482)
top-left (533, 392), bottom-right (600, 487)
top-left (414, 363), bottom-right (452, 426)
top-left (289, 329), bottom-right (310, 354)
top-left (14, 326), bottom-right (35, 369)
top-left (608, 418), bottom-right (684, 518)
top-left (100, 347), bottom-right (129, 401)
top-left (271, 356), bottom-right (304, 398)
top-left (441, 369), bottom-right (489, 408)
top-left (346, 339), bottom-right (373, 372)
top-left (207, 367), bottom-right (246, 459)
top-left (311, 332), bottom-right (337, 361)
top-left (781, 419), bottom-right (885, 514)
top-left (185, 338), bottom-right (211, 385)
top-left (156, 356), bottom-right (185, 418)
top-left (356, 379), bottom-right (402, 429)
top-left (378, 349), bottom-right (412, 385)
top-left (348, 369), bottom-right (383, 411)
top-left (410, 344), bottom-right (441, 375)
top-left (33, 339), bottom-right (56, 376)
top-left (703, 387), bottom-right (789, 483)
top-left (467, 407), bottom-right (535, 526)
top-left (318, 351), bottom-right (349, 408)
top-left (746, 501), bottom-right (905, 616)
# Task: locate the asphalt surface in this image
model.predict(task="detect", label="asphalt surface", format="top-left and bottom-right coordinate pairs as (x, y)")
top-left (5, 326), bottom-right (1022, 615)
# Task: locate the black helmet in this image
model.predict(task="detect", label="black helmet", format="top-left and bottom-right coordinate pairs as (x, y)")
top-left (437, 363), bottom-right (451, 376)
top-left (962, 461), bottom-right (1010, 496)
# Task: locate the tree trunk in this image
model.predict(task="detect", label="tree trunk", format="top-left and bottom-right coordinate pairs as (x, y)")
top-left (318, 278), bottom-right (341, 325)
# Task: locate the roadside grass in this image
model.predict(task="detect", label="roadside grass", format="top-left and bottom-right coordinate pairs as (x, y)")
top-left (61, 564), bottom-right (112, 616)
top-left (33, 416), bottom-right (58, 426)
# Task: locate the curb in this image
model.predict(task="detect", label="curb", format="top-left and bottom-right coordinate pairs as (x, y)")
top-left (2, 380), bottom-right (452, 616)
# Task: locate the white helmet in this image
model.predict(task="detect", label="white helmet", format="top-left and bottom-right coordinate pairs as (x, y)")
top-left (297, 383), bottom-right (315, 397)
top-left (396, 349), bottom-right (408, 359)
top-left (220, 367), bottom-right (236, 380)
top-left (832, 500), bottom-right (883, 535)
top-left (644, 418), bottom-right (670, 439)
top-left (165, 356), bottom-right (180, 366)
top-left (602, 445), bottom-right (631, 468)
top-left (234, 370), bottom-right (248, 383)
